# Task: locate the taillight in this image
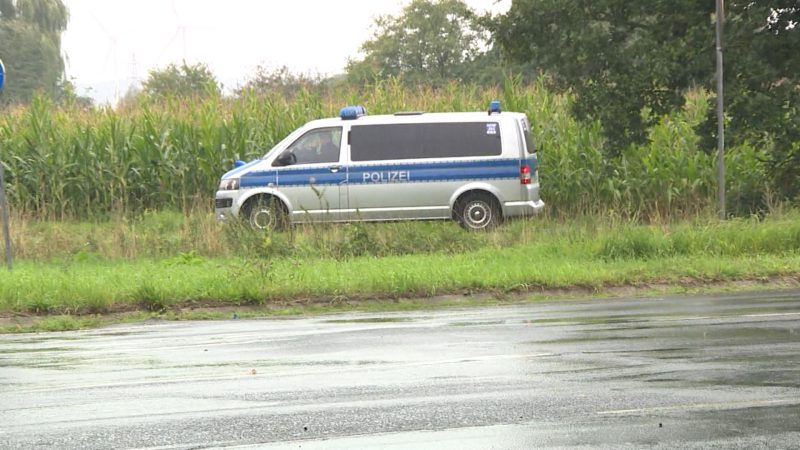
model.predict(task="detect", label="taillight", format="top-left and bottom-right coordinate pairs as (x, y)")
top-left (520, 164), bottom-right (531, 185)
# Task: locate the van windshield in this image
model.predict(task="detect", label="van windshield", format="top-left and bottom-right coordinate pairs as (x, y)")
top-left (261, 128), bottom-right (305, 159)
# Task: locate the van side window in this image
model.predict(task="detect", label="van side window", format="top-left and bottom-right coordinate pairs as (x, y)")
top-left (350, 122), bottom-right (502, 161)
top-left (274, 127), bottom-right (342, 167)
top-left (520, 119), bottom-right (536, 154)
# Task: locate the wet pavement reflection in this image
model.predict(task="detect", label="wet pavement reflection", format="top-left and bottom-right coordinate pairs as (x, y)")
top-left (1, 289), bottom-right (799, 448)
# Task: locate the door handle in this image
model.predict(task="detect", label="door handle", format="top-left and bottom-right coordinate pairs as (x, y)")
top-left (329, 165), bottom-right (341, 173)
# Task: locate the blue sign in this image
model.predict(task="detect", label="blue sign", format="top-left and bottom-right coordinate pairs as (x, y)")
top-left (0, 59), bottom-right (5, 91)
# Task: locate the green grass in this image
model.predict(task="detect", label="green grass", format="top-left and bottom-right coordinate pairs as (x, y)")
top-left (1, 213), bottom-right (799, 333)
top-left (10, 208), bottom-right (800, 262)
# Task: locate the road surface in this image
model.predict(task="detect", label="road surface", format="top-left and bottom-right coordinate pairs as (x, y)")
top-left (1, 289), bottom-right (799, 449)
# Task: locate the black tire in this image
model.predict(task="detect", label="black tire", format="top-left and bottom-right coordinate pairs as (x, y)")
top-left (455, 193), bottom-right (501, 231)
top-left (242, 196), bottom-right (288, 231)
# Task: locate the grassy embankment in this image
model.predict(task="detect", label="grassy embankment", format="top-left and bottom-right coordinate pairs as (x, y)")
top-left (1, 210), bottom-right (799, 332)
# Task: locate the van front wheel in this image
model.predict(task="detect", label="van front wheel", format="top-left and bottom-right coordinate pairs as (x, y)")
top-left (242, 196), bottom-right (288, 231)
top-left (456, 193), bottom-right (500, 231)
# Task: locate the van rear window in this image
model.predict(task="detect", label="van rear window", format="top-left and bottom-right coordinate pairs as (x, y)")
top-left (521, 119), bottom-right (536, 154)
top-left (350, 122), bottom-right (502, 161)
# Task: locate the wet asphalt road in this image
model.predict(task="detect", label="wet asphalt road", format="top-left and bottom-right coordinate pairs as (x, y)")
top-left (1, 290), bottom-right (799, 449)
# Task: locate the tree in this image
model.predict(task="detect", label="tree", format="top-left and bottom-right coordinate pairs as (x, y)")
top-left (491, 0), bottom-right (800, 200)
top-left (141, 62), bottom-right (220, 100)
top-left (716, 3), bottom-right (800, 200)
top-left (0, 0), bottom-right (16, 19)
top-left (16, 0), bottom-right (68, 34)
top-left (0, 0), bottom-right (68, 105)
top-left (237, 65), bottom-right (325, 98)
top-left (346, 0), bottom-right (486, 86)
top-left (491, 0), bottom-right (714, 151)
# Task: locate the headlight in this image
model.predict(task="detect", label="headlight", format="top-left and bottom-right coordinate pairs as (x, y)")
top-left (218, 178), bottom-right (240, 190)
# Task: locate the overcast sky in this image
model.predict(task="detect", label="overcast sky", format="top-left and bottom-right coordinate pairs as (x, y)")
top-left (61, 0), bottom-right (510, 103)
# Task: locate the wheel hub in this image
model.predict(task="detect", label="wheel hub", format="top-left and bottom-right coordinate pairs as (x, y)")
top-left (251, 209), bottom-right (273, 229)
top-left (465, 201), bottom-right (491, 229)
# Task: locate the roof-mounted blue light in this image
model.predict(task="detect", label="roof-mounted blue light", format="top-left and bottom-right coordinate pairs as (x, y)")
top-left (0, 58), bottom-right (6, 91)
top-left (488, 100), bottom-right (501, 115)
top-left (340, 105), bottom-right (367, 120)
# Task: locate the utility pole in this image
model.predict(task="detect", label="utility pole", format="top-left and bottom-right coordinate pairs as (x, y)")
top-left (0, 58), bottom-right (12, 270)
top-left (0, 163), bottom-right (12, 271)
top-left (715, 0), bottom-right (726, 220)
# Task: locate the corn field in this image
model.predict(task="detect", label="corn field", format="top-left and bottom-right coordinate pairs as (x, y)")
top-left (0, 78), bottom-right (770, 221)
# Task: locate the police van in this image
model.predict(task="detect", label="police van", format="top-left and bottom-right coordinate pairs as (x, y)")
top-left (214, 101), bottom-right (544, 230)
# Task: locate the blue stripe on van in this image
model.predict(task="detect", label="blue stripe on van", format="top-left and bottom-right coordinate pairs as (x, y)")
top-left (239, 158), bottom-right (534, 188)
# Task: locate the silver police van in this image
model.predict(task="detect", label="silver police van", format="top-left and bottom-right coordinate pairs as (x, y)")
top-left (214, 101), bottom-right (544, 230)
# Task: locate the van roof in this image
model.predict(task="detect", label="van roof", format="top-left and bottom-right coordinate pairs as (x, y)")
top-left (306, 111), bottom-right (527, 128)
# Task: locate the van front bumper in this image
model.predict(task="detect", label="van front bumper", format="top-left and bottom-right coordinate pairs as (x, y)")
top-left (215, 207), bottom-right (234, 222)
top-left (214, 194), bottom-right (237, 221)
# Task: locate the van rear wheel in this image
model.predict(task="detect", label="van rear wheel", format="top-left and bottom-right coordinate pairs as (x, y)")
top-left (456, 193), bottom-right (500, 231)
top-left (243, 196), bottom-right (288, 231)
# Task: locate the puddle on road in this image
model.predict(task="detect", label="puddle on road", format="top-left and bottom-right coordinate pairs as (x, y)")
top-left (534, 325), bottom-right (797, 347)
top-left (593, 325), bottom-right (657, 332)
top-left (522, 307), bottom-right (800, 327)
top-left (323, 317), bottom-right (416, 324)
top-left (614, 347), bottom-right (692, 354)
top-left (532, 335), bottom-right (643, 345)
top-left (705, 369), bottom-right (800, 388)
top-left (706, 352), bottom-right (800, 365)
top-left (449, 320), bottom-right (506, 327)
top-left (88, 331), bottom-right (138, 337)
top-left (640, 369), bottom-right (800, 389)
top-left (725, 305), bottom-right (800, 316)
top-left (164, 359), bottom-right (389, 370)
top-left (678, 327), bottom-right (800, 343)
top-left (642, 377), bottom-right (685, 383)
top-left (0, 335), bottom-right (84, 344)
top-left (0, 356), bottom-right (83, 369)
top-left (0, 347), bottom-right (78, 354)
top-left (524, 316), bottom-right (652, 326)
top-left (0, 345), bottom-right (84, 369)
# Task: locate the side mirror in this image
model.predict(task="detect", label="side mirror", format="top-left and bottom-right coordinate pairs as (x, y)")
top-left (274, 150), bottom-right (296, 167)
top-left (234, 160), bottom-right (246, 168)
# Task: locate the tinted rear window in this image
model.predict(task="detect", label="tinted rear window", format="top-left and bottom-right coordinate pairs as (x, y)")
top-left (519, 118), bottom-right (535, 154)
top-left (350, 122), bottom-right (502, 161)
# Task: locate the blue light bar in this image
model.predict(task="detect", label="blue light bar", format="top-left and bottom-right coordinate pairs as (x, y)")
top-left (340, 105), bottom-right (367, 120)
top-left (489, 100), bottom-right (501, 114)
